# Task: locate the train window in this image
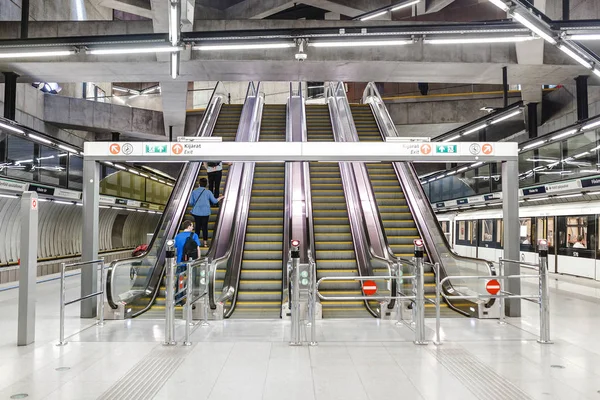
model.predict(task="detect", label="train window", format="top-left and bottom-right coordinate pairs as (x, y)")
top-left (496, 219), bottom-right (503, 247)
top-left (520, 218), bottom-right (532, 244)
top-left (565, 217), bottom-right (588, 249)
top-left (547, 218), bottom-right (554, 247)
top-left (481, 220), bottom-right (493, 242)
top-left (458, 221), bottom-right (466, 241)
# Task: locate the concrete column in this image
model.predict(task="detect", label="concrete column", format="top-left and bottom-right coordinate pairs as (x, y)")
top-left (3, 72), bottom-right (18, 120)
top-left (575, 75), bottom-right (589, 121)
top-left (81, 160), bottom-right (99, 318)
top-left (18, 192), bottom-right (38, 346)
top-left (502, 160), bottom-right (521, 317)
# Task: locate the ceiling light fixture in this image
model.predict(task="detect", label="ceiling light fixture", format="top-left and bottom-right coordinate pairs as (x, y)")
top-left (558, 45), bottom-right (592, 69)
top-left (88, 46), bottom-right (181, 55)
top-left (361, 10), bottom-right (388, 21)
top-left (425, 36), bottom-right (534, 45)
top-left (582, 119), bottom-right (600, 130)
top-left (551, 129), bottom-right (578, 141)
top-left (573, 151), bottom-right (589, 159)
top-left (491, 110), bottom-right (522, 124)
top-left (309, 39), bottom-right (412, 48)
top-left (488, 0), bottom-right (509, 11)
top-left (194, 43), bottom-right (294, 51)
top-left (0, 122), bottom-right (25, 134)
top-left (462, 124), bottom-right (488, 136)
top-left (114, 164), bottom-right (127, 170)
top-left (128, 169), bottom-right (139, 175)
top-left (520, 140), bottom-right (546, 151)
top-left (57, 144), bottom-right (78, 153)
top-left (555, 193), bottom-right (583, 199)
top-left (512, 12), bottom-right (557, 44)
top-left (457, 166), bottom-right (469, 172)
top-left (169, 1), bottom-right (180, 46)
top-left (28, 133), bottom-right (53, 145)
top-left (0, 50), bottom-right (74, 59)
top-left (593, 69), bottom-right (600, 78)
top-left (446, 134), bottom-right (461, 142)
top-left (568, 34), bottom-right (600, 41)
top-left (170, 51), bottom-right (179, 80)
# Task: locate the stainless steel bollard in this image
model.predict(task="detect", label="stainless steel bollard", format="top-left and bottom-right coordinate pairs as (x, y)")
top-left (183, 262), bottom-right (193, 346)
top-left (164, 240), bottom-right (177, 346)
top-left (98, 258), bottom-right (105, 327)
top-left (395, 261), bottom-right (404, 327)
top-left (413, 239), bottom-right (427, 345)
top-left (434, 262), bottom-right (441, 345)
top-left (57, 262), bottom-right (67, 346)
top-left (537, 239), bottom-right (552, 344)
top-left (289, 240), bottom-right (301, 346)
top-left (309, 258), bottom-right (317, 346)
top-left (201, 261), bottom-right (210, 327)
top-left (498, 258), bottom-right (506, 325)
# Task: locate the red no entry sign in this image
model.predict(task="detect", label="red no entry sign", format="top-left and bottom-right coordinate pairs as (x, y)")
top-left (362, 280), bottom-right (377, 296)
top-left (486, 279), bottom-right (501, 295)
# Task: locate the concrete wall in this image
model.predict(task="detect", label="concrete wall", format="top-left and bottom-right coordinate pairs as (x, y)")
top-left (191, 81), bottom-right (303, 109)
top-left (1, 0), bottom-right (112, 21)
top-left (539, 85), bottom-right (600, 136)
top-left (0, 83), bottom-right (93, 147)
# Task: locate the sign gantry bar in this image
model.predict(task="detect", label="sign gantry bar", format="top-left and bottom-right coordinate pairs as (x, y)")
top-left (84, 141), bottom-right (518, 163)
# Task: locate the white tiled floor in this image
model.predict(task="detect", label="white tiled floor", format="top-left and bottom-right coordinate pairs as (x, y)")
top-left (1, 272), bottom-right (600, 399)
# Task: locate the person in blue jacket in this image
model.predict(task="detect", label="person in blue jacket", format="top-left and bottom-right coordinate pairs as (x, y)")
top-left (189, 177), bottom-right (223, 247)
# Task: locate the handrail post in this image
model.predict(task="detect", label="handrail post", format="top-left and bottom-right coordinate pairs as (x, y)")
top-left (309, 257), bottom-right (317, 346)
top-left (434, 262), bottom-right (441, 345)
top-left (289, 240), bottom-right (301, 346)
top-left (163, 240), bottom-right (177, 346)
top-left (98, 257), bottom-right (105, 326)
top-left (498, 258), bottom-right (506, 325)
top-left (201, 260), bottom-right (210, 326)
top-left (57, 262), bottom-right (67, 346)
top-left (183, 261), bottom-right (193, 346)
top-left (537, 239), bottom-right (552, 344)
top-left (395, 261), bottom-right (403, 326)
top-left (413, 239), bottom-right (427, 345)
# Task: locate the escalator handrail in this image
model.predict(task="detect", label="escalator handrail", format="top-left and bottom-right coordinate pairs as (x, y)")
top-left (363, 83), bottom-right (496, 314)
top-left (212, 82), bottom-right (265, 317)
top-left (106, 82), bottom-right (227, 314)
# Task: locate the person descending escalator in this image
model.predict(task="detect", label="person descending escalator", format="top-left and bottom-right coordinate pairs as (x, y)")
top-left (189, 177), bottom-right (224, 248)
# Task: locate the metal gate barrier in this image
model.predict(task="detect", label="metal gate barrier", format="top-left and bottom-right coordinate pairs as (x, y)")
top-left (435, 239), bottom-right (552, 344)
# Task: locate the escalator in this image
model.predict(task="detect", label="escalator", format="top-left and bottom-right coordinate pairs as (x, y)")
top-left (138, 104), bottom-right (242, 318)
top-left (135, 104), bottom-right (243, 318)
top-left (306, 105), bottom-right (372, 318)
top-left (352, 104), bottom-right (469, 317)
top-left (232, 104), bottom-right (286, 318)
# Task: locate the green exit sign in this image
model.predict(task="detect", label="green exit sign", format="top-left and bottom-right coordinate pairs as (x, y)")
top-left (145, 144), bottom-right (167, 154)
top-left (436, 144), bottom-right (457, 154)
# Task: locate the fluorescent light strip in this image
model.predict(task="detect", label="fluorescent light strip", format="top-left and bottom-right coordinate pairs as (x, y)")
top-left (491, 110), bottom-right (522, 124)
top-left (28, 133), bottom-right (53, 145)
top-left (447, 171), bottom-right (457, 175)
top-left (425, 36), bottom-right (534, 45)
top-left (88, 46), bottom-right (181, 55)
top-left (150, 176), bottom-right (159, 181)
top-left (462, 123), bottom-right (488, 136)
top-left (558, 45), bottom-right (592, 69)
top-left (391, 0), bottom-right (421, 11)
top-left (171, 51), bottom-right (179, 79)
top-left (309, 40), bottom-right (412, 48)
top-left (471, 162), bottom-right (484, 167)
top-left (569, 34), bottom-right (600, 41)
top-left (446, 134), bottom-right (461, 142)
top-left (457, 166), bottom-right (469, 173)
top-left (114, 164), bottom-right (127, 170)
top-left (53, 200), bottom-right (73, 205)
top-left (194, 43), bottom-right (294, 51)
top-left (593, 69), bottom-right (600, 78)
top-left (587, 191), bottom-right (600, 195)
top-left (361, 10), bottom-right (388, 21)
top-left (104, 161), bottom-right (114, 166)
top-left (573, 151), bottom-right (589, 159)
top-left (128, 169), bottom-right (139, 175)
top-left (555, 193), bottom-right (583, 199)
top-left (520, 140), bottom-right (546, 151)
top-left (488, 0), bottom-right (509, 11)
top-left (58, 144), bottom-right (78, 153)
top-left (582, 119), bottom-right (600, 130)
top-left (0, 50), bottom-right (73, 59)
top-left (0, 194), bottom-right (18, 199)
top-left (551, 129), bottom-right (578, 141)
top-left (58, 153), bottom-right (68, 158)
top-left (0, 122), bottom-right (25, 134)
top-left (169, 3), bottom-right (178, 44)
top-left (140, 173), bottom-right (149, 178)
top-left (512, 12), bottom-right (557, 45)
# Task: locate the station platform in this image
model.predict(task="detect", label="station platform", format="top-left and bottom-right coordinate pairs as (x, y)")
top-left (1, 273), bottom-right (599, 400)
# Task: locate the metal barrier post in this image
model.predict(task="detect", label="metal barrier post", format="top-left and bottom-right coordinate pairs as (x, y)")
top-left (183, 262), bottom-right (193, 346)
top-left (434, 263), bottom-right (441, 345)
top-left (395, 261), bottom-right (404, 326)
top-left (537, 239), bottom-right (552, 344)
top-left (289, 240), bottom-right (301, 346)
top-left (498, 258), bottom-right (506, 325)
top-left (164, 240), bottom-right (177, 346)
top-left (201, 261), bottom-right (210, 327)
top-left (413, 239), bottom-right (427, 345)
top-left (58, 262), bottom-right (67, 346)
top-left (98, 258), bottom-right (105, 326)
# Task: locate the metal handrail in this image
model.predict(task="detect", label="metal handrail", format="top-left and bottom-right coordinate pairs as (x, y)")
top-left (106, 82), bottom-right (227, 317)
top-left (316, 275), bottom-right (416, 301)
top-left (58, 258), bottom-right (105, 346)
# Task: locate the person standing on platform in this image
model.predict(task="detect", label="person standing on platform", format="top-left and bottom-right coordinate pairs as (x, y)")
top-left (204, 161), bottom-right (224, 203)
top-left (189, 177), bottom-right (224, 247)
